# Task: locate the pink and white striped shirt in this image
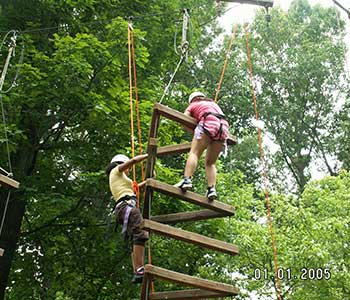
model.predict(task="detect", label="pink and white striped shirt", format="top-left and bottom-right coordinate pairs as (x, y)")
top-left (185, 100), bottom-right (229, 141)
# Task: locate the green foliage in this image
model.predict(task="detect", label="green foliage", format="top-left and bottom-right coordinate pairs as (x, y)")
top-left (244, 0), bottom-right (349, 192)
top-left (0, 0), bottom-right (349, 299)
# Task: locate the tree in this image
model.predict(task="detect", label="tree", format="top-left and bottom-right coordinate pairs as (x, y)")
top-left (0, 0), bottom-right (227, 298)
top-left (245, 0), bottom-right (348, 192)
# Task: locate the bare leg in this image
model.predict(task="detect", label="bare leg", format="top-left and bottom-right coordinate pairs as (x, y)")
top-left (133, 245), bottom-right (145, 270)
top-left (184, 134), bottom-right (209, 178)
top-left (205, 141), bottom-right (224, 187)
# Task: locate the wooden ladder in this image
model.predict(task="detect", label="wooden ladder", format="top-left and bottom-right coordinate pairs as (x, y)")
top-left (140, 103), bottom-right (239, 300)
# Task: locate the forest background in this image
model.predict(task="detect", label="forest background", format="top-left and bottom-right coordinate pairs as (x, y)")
top-left (0, 0), bottom-right (349, 299)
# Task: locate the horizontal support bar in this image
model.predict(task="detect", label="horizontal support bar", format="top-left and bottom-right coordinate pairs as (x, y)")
top-left (0, 174), bottom-right (19, 189)
top-left (157, 142), bottom-right (192, 156)
top-left (143, 220), bottom-right (239, 256)
top-left (150, 289), bottom-right (232, 299)
top-left (151, 209), bottom-right (233, 224)
top-left (145, 264), bottom-right (240, 295)
top-left (145, 179), bottom-right (235, 215)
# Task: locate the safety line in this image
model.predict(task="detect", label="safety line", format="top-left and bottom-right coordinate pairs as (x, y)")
top-left (243, 23), bottom-right (282, 300)
top-left (127, 23), bottom-right (136, 181)
top-left (128, 22), bottom-right (154, 294)
top-left (159, 54), bottom-right (186, 104)
top-left (214, 24), bottom-right (238, 102)
top-left (130, 28), bottom-right (145, 183)
top-left (0, 191), bottom-right (11, 238)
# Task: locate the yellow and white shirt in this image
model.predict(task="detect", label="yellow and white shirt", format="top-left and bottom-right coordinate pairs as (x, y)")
top-left (109, 166), bottom-right (134, 202)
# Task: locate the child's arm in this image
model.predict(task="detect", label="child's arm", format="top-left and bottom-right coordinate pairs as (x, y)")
top-left (118, 154), bottom-right (148, 173)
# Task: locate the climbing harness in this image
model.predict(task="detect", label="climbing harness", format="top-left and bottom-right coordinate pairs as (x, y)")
top-left (199, 112), bottom-right (227, 141)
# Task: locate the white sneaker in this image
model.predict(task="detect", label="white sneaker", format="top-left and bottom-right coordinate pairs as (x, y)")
top-left (174, 177), bottom-right (192, 191)
top-left (206, 186), bottom-right (217, 201)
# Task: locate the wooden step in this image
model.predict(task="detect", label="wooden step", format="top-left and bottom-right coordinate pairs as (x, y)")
top-left (0, 174), bottom-right (19, 189)
top-left (154, 103), bottom-right (236, 145)
top-left (222, 0), bottom-right (273, 8)
top-left (143, 179), bottom-right (235, 218)
top-left (143, 265), bottom-right (239, 295)
top-left (151, 209), bottom-right (233, 224)
top-left (157, 142), bottom-right (192, 156)
top-left (142, 220), bottom-right (239, 256)
top-left (150, 289), bottom-right (232, 299)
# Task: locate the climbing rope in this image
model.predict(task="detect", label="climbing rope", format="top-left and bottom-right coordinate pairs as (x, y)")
top-left (130, 26), bottom-right (145, 183)
top-left (127, 21), bottom-right (155, 294)
top-left (214, 24), bottom-right (238, 102)
top-left (244, 23), bottom-right (282, 300)
top-left (127, 23), bottom-right (136, 182)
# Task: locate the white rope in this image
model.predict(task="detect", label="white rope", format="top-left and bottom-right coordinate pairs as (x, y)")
top-left (0, 191), bottom-right (11, 237)
top-left (159, 54), bottom-right (186, 104)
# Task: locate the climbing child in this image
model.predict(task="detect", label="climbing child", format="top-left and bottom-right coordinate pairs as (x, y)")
top-left (175, 91), bottom-right (229, 200)
top-left (106, 153), bottom-right (149, 283)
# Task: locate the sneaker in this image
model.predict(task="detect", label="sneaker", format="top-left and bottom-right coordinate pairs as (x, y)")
top-left (206, 186), bottom-right (217, 201)
top-left (131, 266), bottom-right (144, 284)
top-left (174, 177), bottom-right (192, 191)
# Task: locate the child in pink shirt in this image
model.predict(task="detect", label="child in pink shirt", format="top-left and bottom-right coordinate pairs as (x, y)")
top-left (175, 92), bottom-right (230, 200)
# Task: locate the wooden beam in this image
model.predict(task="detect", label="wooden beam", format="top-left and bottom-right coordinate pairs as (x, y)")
top-left (143, 140), bottom-right (157, 218)
top-left (140, 273), bottom-right (151, 300)
top-left (154, 103), bottom-right (236, 145)
top-left (149, 107), bottom-right (161, 139)
top-left (145, 179), bottom-right (235, 215)
top-left (0, 174), bottom-right (19, 189)
top-left (145, 264), bottom-right (239, 295)
top-left (145, 137), bottom-right (158, 179)
top-left (154, 103), bottom-right (197, 129)
top-left (150, 289), bottom-right (232, 299)
top-left (143, 220), bottom-right (239, 256)
top-left (143, 186), bottom-right (154, 219)
top-left (151, 209), bottom-right (233, 224)
top-left (157, 142), bottom-right (192, 156)
top-left (219, 0), bottom-right (273, 8)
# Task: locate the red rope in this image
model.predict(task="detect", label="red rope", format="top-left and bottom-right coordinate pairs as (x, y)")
top-left (214, 24), bottom-right (238, 102)
top-left (130, 28), bottom-right (145, 184)
top-left (128, 24), bottom-right (136, 182)
top-left (244, 23), bottom-right (282, 300)
top-left (128, 22), bottom-right (154, 294)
